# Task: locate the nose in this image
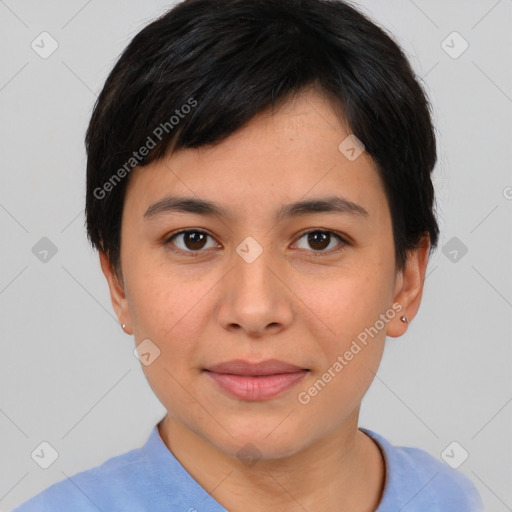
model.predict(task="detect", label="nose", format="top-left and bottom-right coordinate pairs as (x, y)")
top-left (216, 243), bottom-right (294, 338)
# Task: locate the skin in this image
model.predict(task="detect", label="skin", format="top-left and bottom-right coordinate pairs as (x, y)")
top-left (100, 88), bottom-right (430, 512)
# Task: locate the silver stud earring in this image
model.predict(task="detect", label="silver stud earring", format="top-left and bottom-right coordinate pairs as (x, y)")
top-left (400, 316), bottom-right (408, 324)
top-left (122, 324), bottom-right (126, 331)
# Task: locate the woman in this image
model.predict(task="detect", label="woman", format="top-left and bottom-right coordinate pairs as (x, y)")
top-left (14, 0), bottom-right (484, 510)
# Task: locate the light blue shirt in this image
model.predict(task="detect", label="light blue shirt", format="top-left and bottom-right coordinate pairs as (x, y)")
top-left (12, 424), bottom-right (484, 511)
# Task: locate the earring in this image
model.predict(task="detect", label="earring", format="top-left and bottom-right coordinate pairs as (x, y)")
top-left (400, 316), bottom-right (408, 324)
top-left (121, 324), bottom-right (126, 331)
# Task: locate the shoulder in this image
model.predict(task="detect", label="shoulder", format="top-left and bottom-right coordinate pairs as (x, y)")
top-left (361, 428), bottom-right (485, 512)
top-left (12, 441), bottom-right (149, 512)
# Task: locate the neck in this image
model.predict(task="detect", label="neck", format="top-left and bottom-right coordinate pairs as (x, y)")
top-left (158, 413), bottom-right (385, 512)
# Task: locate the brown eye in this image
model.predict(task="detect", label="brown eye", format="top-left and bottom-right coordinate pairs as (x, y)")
top-left (294, 230), bottom-right (346, 253)
top-left (167, 230), bottom-right (218, 253)
top-left (307, 231), bottom-right (330, 251)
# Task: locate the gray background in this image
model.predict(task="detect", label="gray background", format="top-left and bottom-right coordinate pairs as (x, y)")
top-left (0, 1), bottom-right (510, 510)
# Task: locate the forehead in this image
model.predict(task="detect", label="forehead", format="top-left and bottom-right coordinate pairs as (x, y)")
top-left (123, 89), bottom-right (387, 221)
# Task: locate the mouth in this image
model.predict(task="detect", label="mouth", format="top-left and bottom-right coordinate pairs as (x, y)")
top-left (203, 359), bottom-right (310, 401)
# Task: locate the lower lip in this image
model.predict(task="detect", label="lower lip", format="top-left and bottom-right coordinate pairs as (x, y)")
top-left (205, 370), bottom-right (308, 401)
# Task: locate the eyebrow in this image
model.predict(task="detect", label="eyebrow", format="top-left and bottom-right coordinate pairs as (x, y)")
top-left (143, 195), bottom-right (368, 221)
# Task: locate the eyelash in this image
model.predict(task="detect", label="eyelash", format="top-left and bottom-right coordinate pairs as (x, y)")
top-left (163, 229), bottom-right (349, 258)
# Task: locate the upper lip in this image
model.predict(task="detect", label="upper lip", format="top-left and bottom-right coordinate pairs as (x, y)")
top-left (205, 359), bottom-right (308, 376)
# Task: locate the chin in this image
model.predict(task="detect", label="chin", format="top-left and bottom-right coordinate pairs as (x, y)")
top-left (208, 419), bottom-right (310, 462)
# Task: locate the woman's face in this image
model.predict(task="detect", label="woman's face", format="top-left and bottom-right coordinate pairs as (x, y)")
top-left (102, 90), bottom-right (424, 459)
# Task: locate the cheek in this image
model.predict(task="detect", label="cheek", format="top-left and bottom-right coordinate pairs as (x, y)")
top-left (295, 274), bottom-right (390, 428)
top-left (125, 249), bottom-right (201, 331)
top-left (124, 260), bottom-right (215, 418)
top-left (299, 261), bottom-right (395, 344)
top-left (123, 257), bottom-right (218, 382)
top-left (294, 258), bottom-right (394, 396)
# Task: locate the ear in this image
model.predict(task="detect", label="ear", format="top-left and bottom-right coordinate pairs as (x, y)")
top-left (386, 235), bottom-right (431, 338)
top-left (99, 251), bottom-right (133, 335)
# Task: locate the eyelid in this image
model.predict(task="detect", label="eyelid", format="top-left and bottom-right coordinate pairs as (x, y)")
top-left (294, 228), bottom-right (349, 243)
top-left (164, 228), bottom-right (350, 257)
top-left (164, 228), bottom-right (220, 256)
top-left (291, 228), bottom-right (349, 256)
